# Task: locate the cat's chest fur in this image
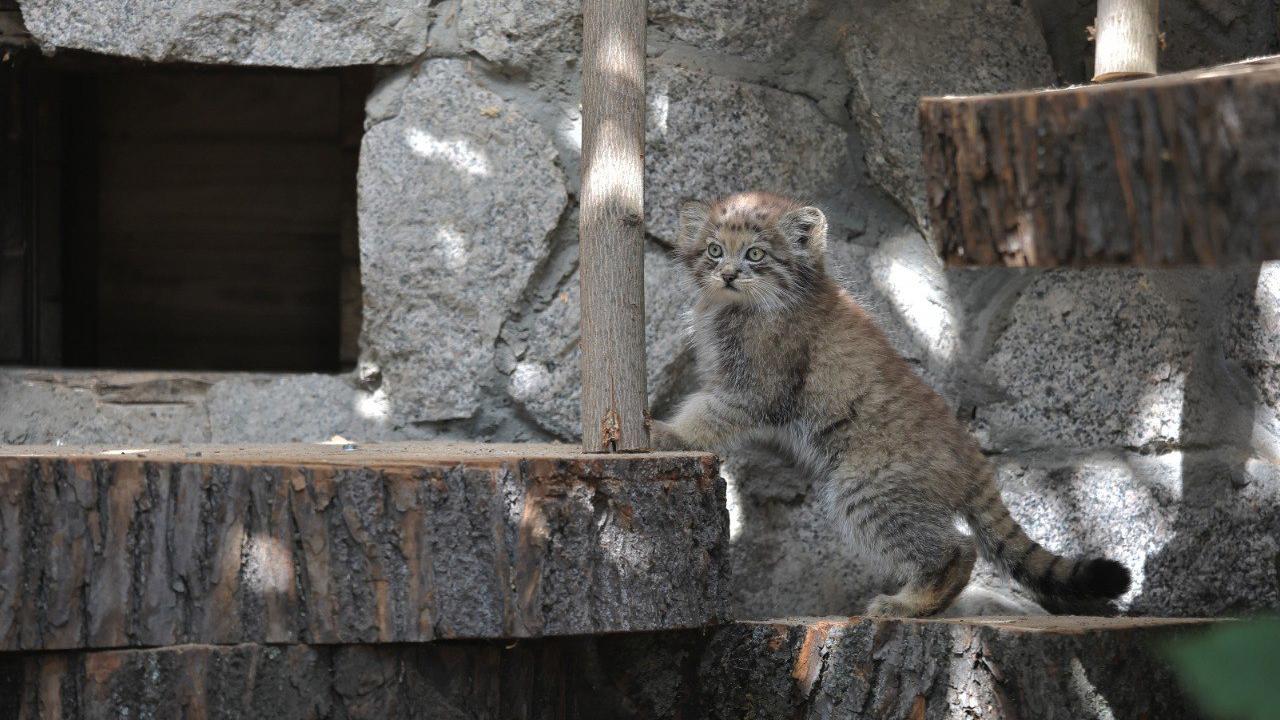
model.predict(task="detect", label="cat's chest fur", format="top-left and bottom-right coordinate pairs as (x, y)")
top-left (695, 305), bottom-right (810, 421)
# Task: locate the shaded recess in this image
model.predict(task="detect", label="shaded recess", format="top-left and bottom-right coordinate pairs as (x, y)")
top-left (0, 51), bottom-right (370, 371)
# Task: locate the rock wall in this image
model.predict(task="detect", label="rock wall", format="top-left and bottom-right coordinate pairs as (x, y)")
top-left (4, 0), bottom-right (1279, 619)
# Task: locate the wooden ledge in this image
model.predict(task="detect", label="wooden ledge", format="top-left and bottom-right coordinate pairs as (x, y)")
top-left (0, 443), bottom-right (727, 650)
top-left (0, 441), bottom-right (714, 469)
top-left (2, 616), bottom-right (1211, 719)
top-left (921, 55), bottom-right (1280, 267)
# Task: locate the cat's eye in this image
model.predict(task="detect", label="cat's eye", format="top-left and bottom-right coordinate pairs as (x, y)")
top-left (707, 243), bottom-right (723, 259)
top-left (746, 247), bottom-right (765, 262)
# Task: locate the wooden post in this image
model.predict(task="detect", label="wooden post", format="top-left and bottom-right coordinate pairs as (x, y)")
top-left (579, 0), bottom-right (649, 451)
top-left (1093, 0), bottom-right (1159, 82)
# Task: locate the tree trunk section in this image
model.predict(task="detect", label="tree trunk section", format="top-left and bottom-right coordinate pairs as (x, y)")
top-left (0, 443), bottom-right (727, 649)
top-left (920, 56), bottom-right (1280, 266)
top-left (2, 617), bottom-right (1210, 719)
top-left (579, 0), bottom-right (650, 452)
top-left (1094, 0), bottom-right (1159, 82)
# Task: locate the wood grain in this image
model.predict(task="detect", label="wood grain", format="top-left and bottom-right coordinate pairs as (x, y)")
top-left (0, 616), bottom-right (1210, 719)
top-left (0, 443), bottom-right (726, 649)
top-left (921, 55), bottom-right (1280, 266)
top-left (579, 0), bottom-right (650, 451)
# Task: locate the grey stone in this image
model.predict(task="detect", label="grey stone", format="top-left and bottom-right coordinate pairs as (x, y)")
top-left (359, 60), bottom-right (567, 423)
top-left (996, 449), bottom-right (1280, 616)
top-left (649, 0), bottom-right (813, 60)
top-left (17, 0), bottom-right (431, 66)
top-left (509, 242), bottom-right (690, 440)
top-left (0, 370), bottom-right (211, 445)
top-left (455, 0), bottom-right (813, 65)
top-left (840, 0), bottom-right (1054, 224)
top-left (206, 374), bottom-right (406, 443)
top-left (456, 0), bottom-right (579, 66)
top-left (645, 65), bottom-right (849, 244)
top-left (1225, 264), bottom-right (1280, 458)
top-left (976, 271), bottom-right (1198, 453)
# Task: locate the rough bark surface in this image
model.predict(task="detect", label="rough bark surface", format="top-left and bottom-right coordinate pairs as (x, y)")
top-left (0, 443), bottom-right (727, 649)
top-left (921, 55), bottom-right (1280, 267)
top-left (578, 0), bottom-right (650, 451)
top-left (0, 617), bottom-right (1209, 719)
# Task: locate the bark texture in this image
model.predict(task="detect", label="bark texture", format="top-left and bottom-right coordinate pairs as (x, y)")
top-left (0, 442), bottom-right (727, 649)
top-left (579, 0), bottom-right (650, 451)
top-left (921, 55), bottom-right (1280, 267)
top-left (0, 616), bottom-right (1210, 719)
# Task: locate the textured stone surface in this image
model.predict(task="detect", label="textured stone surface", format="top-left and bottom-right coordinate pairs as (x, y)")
top-left (455, 0), bottom-right (813, 65)
top-left (1225, 263), bottom-right (1280, 458)
top-left (455, 0), bottom-right (579, 65)
top-left (509, 243), bottom-right (690, 440)
top-left (3, 617), bottom-right (1210, 719)
top-left (0, 443), bottom-right (727, 649)
top-left (840, 0), bottom-right (1054, 224)
top-left (997, 450), bottom-right (1280, 616)
top-left (0, 371), bottom-right (212, 445)
top-left (649, 0), bottom-right (813, 60)
top-left (206, 374), bottom-right (407, 443)
top-left (645, 65), bottom-right (848, 244)
top-left (17, 0), bottom-right (431, 66)
top-left (976, 271), bottom-right (1199, 453)
top-left (359, 60), bottom-right (567, 422)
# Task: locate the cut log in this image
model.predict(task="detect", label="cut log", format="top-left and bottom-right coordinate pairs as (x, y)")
top-left (0, 442), bottom-right (727, 650)
top-left (0, 616), bottom-right (1211, 719)
top-left (920, 55), bottom-right (1280, 266)
top-left (701, 616), bottom-right (1208, 719)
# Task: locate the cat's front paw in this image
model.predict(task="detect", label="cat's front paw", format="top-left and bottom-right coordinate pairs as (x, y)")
top-left (864, 594), bottom-right (933, 618)
top-left (649, 420), bottom-right (688, 451)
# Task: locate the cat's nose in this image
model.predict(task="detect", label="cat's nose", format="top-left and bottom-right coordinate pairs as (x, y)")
top-left (720, 266), bottom-right (739, 284)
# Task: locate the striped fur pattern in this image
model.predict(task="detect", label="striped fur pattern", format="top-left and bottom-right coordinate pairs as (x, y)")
top-left (652, 191), bottom-right (1131, 617)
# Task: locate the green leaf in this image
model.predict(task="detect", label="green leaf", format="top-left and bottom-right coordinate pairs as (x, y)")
top-left (1165, 618), bottom-right (1280, 720)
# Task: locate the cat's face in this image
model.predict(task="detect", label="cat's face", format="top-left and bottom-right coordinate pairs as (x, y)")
top-left (676, 192), bottom-right (827, 310)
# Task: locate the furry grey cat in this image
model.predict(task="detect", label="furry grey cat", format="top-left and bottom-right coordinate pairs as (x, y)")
top-left (651, 191), bottom-right (1130, 617)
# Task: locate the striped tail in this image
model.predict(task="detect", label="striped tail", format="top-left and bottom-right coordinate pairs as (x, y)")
top-left (964, 480), bottom-right (1130, 609)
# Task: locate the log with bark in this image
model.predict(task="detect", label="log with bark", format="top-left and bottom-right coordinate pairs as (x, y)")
top-left (920, 55), bottom-right (1280, 266)
top-left (0, 442), bottom-right (727, 650)
top-left (0, 616), bottom-right (1211, 719)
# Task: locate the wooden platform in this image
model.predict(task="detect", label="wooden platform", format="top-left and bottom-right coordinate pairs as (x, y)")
top-left (0, 442), bottom-right (727, 649)
top-left (0, 616), bottom-right (1211, 719)
top-left (921, 55), bottom-right (1280, 267)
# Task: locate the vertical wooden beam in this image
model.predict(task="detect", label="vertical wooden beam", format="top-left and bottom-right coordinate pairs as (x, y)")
top-left (1093, 0), bottom-right (1159, 82)
top-left (579, 0), bottom-right (649, 452)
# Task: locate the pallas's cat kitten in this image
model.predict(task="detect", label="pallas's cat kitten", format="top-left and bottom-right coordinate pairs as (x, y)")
top-left (652, 191), bottom-right (1130, 617)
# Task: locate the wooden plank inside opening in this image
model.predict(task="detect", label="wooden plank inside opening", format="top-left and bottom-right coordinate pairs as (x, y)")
top-left (579, 0), bottom-right (649, 451)
top-left (920, 55), bottom-right (1280, 267)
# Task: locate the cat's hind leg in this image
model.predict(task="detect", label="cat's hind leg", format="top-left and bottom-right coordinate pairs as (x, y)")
top-left (864, 540), bottom-right (976, 618)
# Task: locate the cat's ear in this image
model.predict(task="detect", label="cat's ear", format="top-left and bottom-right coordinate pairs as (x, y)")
top-left (778, 206), bottom-right (827, 255)
top-left (677, 200), bottom-right (712, 247)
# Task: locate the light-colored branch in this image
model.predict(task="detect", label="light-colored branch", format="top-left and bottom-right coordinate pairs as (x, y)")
top-left (1093, 0), bottom-right (1159, 82)
top-left (579, 0), bottom-right (650, 451)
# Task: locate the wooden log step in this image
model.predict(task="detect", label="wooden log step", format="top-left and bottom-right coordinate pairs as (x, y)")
top-left (920, 55), bottom-right (1280, 267)
top-left (0, 616), bottom-right (1211, 719)
top-left (0, 442), bottom-right (728, 650)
